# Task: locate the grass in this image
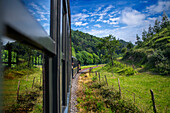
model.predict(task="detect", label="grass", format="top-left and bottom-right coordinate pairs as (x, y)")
top-left (76, 72), bottom-right (141, 112)
top-left (3, 66), bottom-right (43, 112)
top-left (91, 61), bottom-right (170, 112)
top-left (80, 64), bottom-right (104, 70)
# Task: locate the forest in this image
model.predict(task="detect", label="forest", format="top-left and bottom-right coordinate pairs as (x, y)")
top-left (71, 29), bottom-right (128, 65)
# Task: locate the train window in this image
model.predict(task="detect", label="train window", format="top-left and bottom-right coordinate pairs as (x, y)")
top-left (21, 0), bottom-right (51, 35)
top-left (1, 36), bottom-right (44, 112)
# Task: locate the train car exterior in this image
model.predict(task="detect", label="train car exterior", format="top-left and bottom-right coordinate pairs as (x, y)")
top-left (0, 0), bottom-right (72, 113)
top-left (72, 56), bottom-right (81, 78)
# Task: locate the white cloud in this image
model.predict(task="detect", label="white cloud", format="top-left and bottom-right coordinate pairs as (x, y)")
top-left (43, 23), bottom-right (50, 27)
top-left (102, 20), bottom-right (110, 23)
top-left (82, 9), bottom-right (87, 12)
top-left (121, 7), bottom-right (145, 26)
top-left (97, 15), bottom-right (104, 21)
top-left (94, 24), bottom-right (101, 28)
top-left (109, 17), bottom-right (120, 22)
top-left (75, 22), bottom-right (88, 26)
top-left (140, 1), bottom-right (148, 3)
top-left (86, 26), bottom-right (89, 28)
top-left (109, 21), bottom-right (119, 25)
top-left (147, 17), bottom-right (157, 21)
top-left (72, 13), bottom-right (89, 21)
top-left (95, 6), bottom-right (103, 12)
top-left (30, 2), bottom-right (41, 11)
top-left (90, 18), bottom-right (95, 22)
top-left (103, 5), bottom-right (114, 13)
top-left (146, 1), bottom-right (170, 14)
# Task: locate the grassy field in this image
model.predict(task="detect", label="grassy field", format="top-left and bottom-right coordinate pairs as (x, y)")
top-left (91, 63), bottom-right (170, 112)
top-left (3, 66), bottom-right (43, 112)
top-left (80, 64), bottom-right (105, 70)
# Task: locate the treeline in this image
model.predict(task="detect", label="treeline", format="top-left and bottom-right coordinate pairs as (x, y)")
top-left (123, 11), bottom-right (170, 75)
top-left (71, 30), bottom-right (128, 65)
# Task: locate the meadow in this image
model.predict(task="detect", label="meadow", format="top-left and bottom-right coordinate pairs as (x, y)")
top-left (91, 62), bottom-right (170, 112)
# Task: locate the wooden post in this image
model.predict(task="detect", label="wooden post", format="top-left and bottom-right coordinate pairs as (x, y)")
top-left (99, 72), bottom-right (100, 82)
top-left (104, 75), bottom-right (108, 86)
top-left (25, 86), bottom-right (28, 94)
top-left (150, 89), bottom-right (157, 113)
top-left (32, 77), bottom-right (35, 88)
top-left (95, 71), bottom-right (97, 76)
top-left (40, 75), bottom-right (41, 85)
top-left (132, 64), bottom-right (135, 70)
top-left (133, 93), bottom-right (135, 104)
top-left (17, 81), bottom-right (20, 100)
top-left (118, 78), bottom-right (121, 98)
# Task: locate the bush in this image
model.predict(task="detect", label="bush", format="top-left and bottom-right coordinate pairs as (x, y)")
top-left (104, 60), bottom-right (137, 76)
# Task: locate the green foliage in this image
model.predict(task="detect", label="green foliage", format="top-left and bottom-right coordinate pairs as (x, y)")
top-left (91, 76), bottom-right (97, 81)
top-left (77, 75), bottom-right (141, 113)
top-left (97, 35), bottom-right (120, 65)
top-left (76, 51), bottom-right (94, 65)
top-left (4, 62), bottom-right (39, 79)
top-left (124, 13), bottom-right (170, 75)
top-left (94, 64), bottom-right (170, 112)
top-left (104, 60), bottom-right (137, 76)
top-left (71, 30), bottom-right (129, 65)
top-left (71, 44), bottom-right (76, 57)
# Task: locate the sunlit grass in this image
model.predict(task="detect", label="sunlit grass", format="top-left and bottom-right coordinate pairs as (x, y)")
top-left (81, 64), bottom-right (104, 70)
top-left (3, 66), bottom-right (43, 112)
top-left (92, 63), bottom-right (170, 112)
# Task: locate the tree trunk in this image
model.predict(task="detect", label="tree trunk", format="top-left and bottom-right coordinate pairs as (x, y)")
top-left (111, 57), bottom-right (113, 66)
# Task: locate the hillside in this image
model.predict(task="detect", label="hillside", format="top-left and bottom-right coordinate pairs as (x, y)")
top-left (123, 23), bottom-right (170, 75)
top-left (71, 30), bottom-right (129, 65)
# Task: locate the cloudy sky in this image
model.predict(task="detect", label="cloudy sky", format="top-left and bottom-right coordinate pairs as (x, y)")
top-left (70, 0), bottom-right (170, 43)
top-left (22, 0), bottom-right (170, 43)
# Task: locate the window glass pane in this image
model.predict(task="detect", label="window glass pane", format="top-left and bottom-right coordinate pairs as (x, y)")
top-left (21, 0), bottom-right (50, 35)
top-left (1, 37), bottom-right (44, 112)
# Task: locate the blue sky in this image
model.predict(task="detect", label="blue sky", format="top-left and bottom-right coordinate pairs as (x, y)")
top-left (22, 0), bottom-right (170, 43)
top-left (70, 0), bottom-right (170, 43)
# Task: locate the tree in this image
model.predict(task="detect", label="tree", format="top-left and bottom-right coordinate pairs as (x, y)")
top-left (126, 42), bottom-right (134, 49)
top-left (135, 34), bottom-right (142, 47)
top-left (153, 19), bottom-right (160, 34)
top-left (97, 35), bottom-right (120, 66)
top-left (93, 53), bottom-right (100, 64)
top-left (161, 11), bottom-right (169, 28)
top-left (147, 24), bottom-right (153, 38)
top-left (142, 29), bottom-right (147, 42)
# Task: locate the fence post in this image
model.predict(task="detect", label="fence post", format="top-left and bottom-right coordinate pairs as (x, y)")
top-left (95, 71), bottom-right (97, 76)
top-left (150, 89), bottom-right (157, 113)
top-left (133, 93), bottom-right (135, 104)
top-left (40, 75), bottom-right (41, 85)
top-left (118, 78), bottom-right (121, 98)
top-left (104, 75), bottom-right (108, 86)
top-left (17, 81), bottom-right (20, 100)
top-left (32, 77), bottom-right (35, 88)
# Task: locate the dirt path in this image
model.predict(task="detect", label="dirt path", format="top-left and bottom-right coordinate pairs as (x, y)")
top-left (69, 65), bottom-right (104, 113)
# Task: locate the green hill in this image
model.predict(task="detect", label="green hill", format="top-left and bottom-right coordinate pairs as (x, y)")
top-left (123, 19), bottom-right (170, 75)
top-left (71, 30), bottom-right (128, 65)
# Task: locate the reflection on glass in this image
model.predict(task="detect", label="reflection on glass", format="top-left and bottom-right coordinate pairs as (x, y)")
top-left (21, 0), bottom-right (50, 35)
top-left (1, 37), bottom-right (44, 112)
